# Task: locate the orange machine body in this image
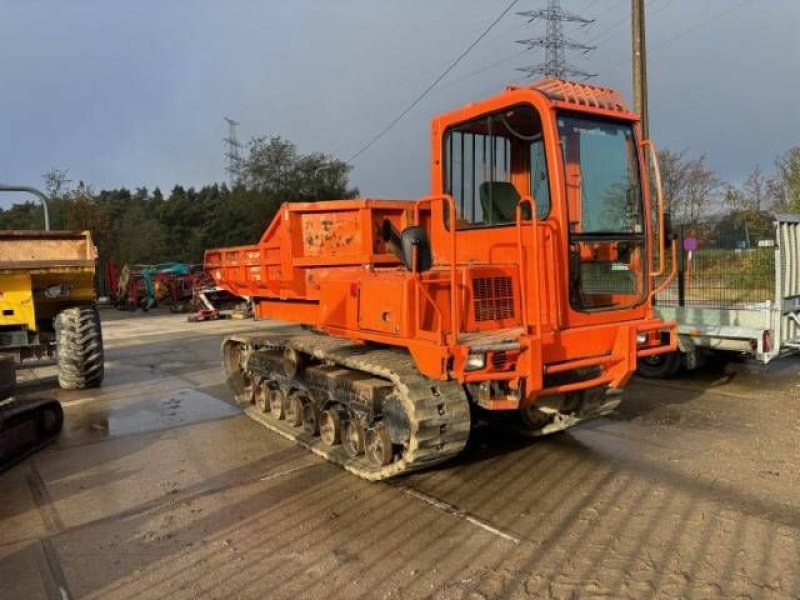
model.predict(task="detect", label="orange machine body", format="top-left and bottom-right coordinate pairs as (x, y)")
top-left (206, 79), bottom-right (676, 411)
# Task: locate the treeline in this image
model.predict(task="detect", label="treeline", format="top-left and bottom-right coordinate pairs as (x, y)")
top-left (0, 136), bottom-right (358, 266)
top-left (1, 136), bottom-right (798, 263)
top-left (658, 146), bottom-right (800, 247)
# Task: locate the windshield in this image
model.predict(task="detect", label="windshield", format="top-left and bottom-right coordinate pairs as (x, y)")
top-left (557, 115), bottom-right (643, 235)
top-left (558, 114), bottom-right (647, 312)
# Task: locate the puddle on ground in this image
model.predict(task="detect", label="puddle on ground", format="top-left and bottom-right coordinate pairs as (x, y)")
top-left (64, 388), bottom-right (239, 442)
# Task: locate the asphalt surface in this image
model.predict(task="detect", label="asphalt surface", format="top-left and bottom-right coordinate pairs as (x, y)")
top-left (1, 310), bottom-right (798, 599)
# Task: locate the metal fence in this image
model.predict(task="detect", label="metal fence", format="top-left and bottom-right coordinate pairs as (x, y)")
top-left (655, 241), bottom-right (775, 310)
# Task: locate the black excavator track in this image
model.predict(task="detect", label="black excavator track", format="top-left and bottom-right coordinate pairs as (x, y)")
top-left (222, 332), bottom-right (471, 481)
top-left (0, 397), bottom-right (64, 473)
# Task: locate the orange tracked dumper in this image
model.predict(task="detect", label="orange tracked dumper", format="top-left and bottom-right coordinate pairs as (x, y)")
top-left (206, 79), bottom-right (676, 480)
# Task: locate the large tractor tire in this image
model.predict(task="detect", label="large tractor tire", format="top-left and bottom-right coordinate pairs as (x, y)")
top-left (55, 306), bottom-right (105, 390)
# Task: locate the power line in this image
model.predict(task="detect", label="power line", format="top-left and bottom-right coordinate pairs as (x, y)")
top-left (346, 0), bottom-right (519, 163)
top-left (648, 0), bottom-right (754, 52)
top-left (589, 0), bottom-right (671, 48)
top-left (610, 0), bottom-right (755, 68)
top-left (442, 49), bottom-right (529, 89)
top-left (587, 0), bottom-right (653, 46)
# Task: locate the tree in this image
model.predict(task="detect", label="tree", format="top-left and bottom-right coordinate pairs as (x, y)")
top-left (657, 148), bottom-right (689, 215)
top-left (657, 149), bottom-right (719, 229)
top-left (775, 146), bottom-right (800, 211)
top-left (0, 136), bottom-right (358, 265)
top-left (238, 136), bottom-right (358, 200)
top-left (721, 183), bottom-right (748, 213)
top-left (741, 165), bottom-right (771, 213)
top-left (681, 154), bottom-right (719, 225)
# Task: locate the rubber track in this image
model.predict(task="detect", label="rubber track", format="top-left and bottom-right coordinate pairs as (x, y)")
top-left (226, 332), bottom-right (471, 481)
top-left (0, 397), bottom-right (63, 473)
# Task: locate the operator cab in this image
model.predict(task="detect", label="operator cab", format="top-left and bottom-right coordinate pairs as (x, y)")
top-left (437, 84), bottom-right (651, 317)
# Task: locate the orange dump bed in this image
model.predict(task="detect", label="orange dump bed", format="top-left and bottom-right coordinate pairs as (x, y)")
top-left (205, 199), bottom-right (413, 301)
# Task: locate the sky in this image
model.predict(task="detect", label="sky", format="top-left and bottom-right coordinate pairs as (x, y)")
top-left (1, 0), bottom-right (798, 208)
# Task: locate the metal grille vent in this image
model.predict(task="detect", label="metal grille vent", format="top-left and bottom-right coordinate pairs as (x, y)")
top-left (472, 276), bottom-right (514, 322)
top-left (490, 350), bottom-right (509, 370)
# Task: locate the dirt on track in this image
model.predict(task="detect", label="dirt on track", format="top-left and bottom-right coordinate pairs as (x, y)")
top-left (1, 311), bottom-right (798, 599)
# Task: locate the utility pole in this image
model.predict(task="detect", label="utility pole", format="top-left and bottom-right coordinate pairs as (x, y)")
top-left (632, 0), bottom-right (649, 138)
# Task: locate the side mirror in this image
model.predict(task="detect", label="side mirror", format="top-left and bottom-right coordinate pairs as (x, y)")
top-left (400, 226), bottom-right (432, 273)
top-left (381, 220), bottom-right (432, 273)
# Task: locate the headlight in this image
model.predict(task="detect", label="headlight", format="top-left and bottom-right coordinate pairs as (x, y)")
top-left (464, 353), bottom-right (486, 371)
top-left (636, 333), bottom-right (648, 345)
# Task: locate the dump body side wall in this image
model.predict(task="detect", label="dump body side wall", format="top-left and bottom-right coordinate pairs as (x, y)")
top-left (205, 199), bottom-right (412, 302)
top-left (0, 230), bottom-right (97, 336)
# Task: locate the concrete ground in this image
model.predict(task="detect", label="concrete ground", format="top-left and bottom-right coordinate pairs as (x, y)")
top-left (1, 310), bottom-right (799, 600)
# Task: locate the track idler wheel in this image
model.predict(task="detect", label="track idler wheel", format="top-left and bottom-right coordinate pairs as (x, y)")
top-left (286, 393), bottom-right (304, 427)
top-left (342, 419), bottom-right (365, 458)
top-left (222, 340), bottom-right (254, 406)
top-left (269, 388), bottom-right (288, 419)
top-left (365, 424), bottom-right (393, 467)
top-left (319, 408), bottom-right (342, 447)
top-left (302, 402), bottom-right (320, 436)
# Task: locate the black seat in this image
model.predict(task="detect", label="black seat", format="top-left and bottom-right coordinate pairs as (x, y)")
top-left (478, 181), bottom-right (529, 224)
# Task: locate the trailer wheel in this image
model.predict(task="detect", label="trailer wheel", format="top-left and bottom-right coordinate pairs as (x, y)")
top-left (637, 350), bottom-right (682, 379)
top-left (55, 306), bottom-right (105, 390)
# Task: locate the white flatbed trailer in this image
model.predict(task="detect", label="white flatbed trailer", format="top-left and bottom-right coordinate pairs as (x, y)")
top-left (639, 215), bottom-right (800, 377)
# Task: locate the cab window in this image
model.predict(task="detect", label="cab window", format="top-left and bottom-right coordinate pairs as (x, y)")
top-left (444, 105), bottom-right (550, 228)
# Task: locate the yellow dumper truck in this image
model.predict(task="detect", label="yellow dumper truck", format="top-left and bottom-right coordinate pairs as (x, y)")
top-left (0, 230), bottom-right (104, 467)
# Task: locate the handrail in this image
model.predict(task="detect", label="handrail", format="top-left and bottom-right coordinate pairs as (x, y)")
top-left (516, 196), bottom-right (542, 337)
top-left (515, 200), bottom-right (530, 333)
top-left (414, 194), bottom-right (459, 346)
top-left (641, 140), bottom-right (665, 277)
top-left (514, 196), bottom-right (542, 336)
top-left (650, 239), bottom-right (678, 299)
top-left (542, 220), bottom-right (562, 330)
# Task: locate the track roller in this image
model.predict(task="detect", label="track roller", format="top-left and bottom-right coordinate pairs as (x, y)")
top-left (286, 392), bottom-right (304, 427)
top-left (283, 347), bottom-right (305, 377)
top-left (269, 388), bottom-right (287, 419)
top-left (255, 381), bottom-right (271, 413)
top-left (342, 419), bottom-right (365, 458)
top-left (302, 401), bottom-right (320, 436)
top-left (365, 424), bottom-right (393, 467)
top-left (319, 408), bottom-right (342, 447)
